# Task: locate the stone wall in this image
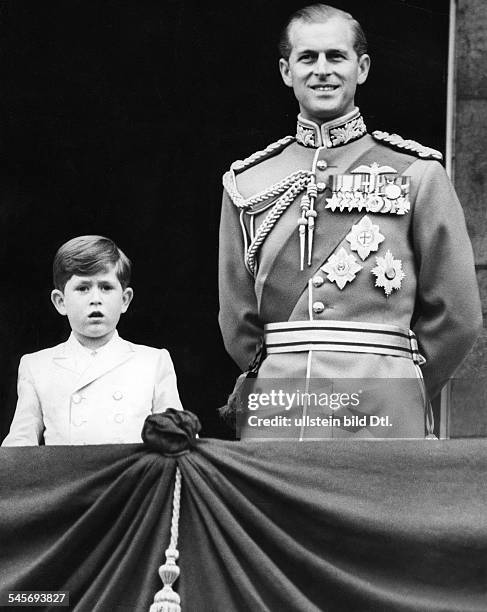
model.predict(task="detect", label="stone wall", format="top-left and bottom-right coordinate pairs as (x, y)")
top-left (450, 0), bottom-right (487, 436)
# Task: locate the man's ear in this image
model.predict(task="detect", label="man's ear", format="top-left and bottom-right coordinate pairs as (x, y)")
top-left (121, 287), bottom-right (134, 313)
top-left (357, 54), bottom-right (371, 85)
top-left (51, 290), bottom-right (67, 315)
top-left (279, 58), bottom-right (293, 88)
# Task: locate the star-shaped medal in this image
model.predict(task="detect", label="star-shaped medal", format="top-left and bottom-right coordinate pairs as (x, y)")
top-left (371, 250), bottom-right (405, 296)
top-left (325, 192), bottom-right (342, 211)
top-left (346, 215), bottom-right (385, 260)
top-left (321, 247), bottom-right (362, 290)
top-left (392, 196), bottom-right (410, 215)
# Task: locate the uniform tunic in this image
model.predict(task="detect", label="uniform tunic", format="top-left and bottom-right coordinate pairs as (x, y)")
top-left (219, 110), bottom-right (482, 438)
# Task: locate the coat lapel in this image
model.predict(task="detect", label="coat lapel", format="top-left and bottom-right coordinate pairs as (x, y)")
top-left (52, 337), bottom-right (80, 376)
top-left (74, 335), bottom-right (135, 391)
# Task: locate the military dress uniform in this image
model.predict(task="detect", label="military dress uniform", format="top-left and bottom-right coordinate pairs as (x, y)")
top-left (219, 108), bottom-right (482, 439)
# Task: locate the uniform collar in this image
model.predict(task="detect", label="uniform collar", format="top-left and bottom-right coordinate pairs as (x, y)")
top-left (296, 108), bottom-right (367, 149)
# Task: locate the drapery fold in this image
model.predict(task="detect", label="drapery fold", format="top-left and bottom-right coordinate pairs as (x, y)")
top-left (1, 440), bottom-right (486, 611)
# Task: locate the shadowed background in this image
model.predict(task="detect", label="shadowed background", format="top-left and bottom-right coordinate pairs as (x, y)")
top-left (0, 1), bottom-right (449, 439)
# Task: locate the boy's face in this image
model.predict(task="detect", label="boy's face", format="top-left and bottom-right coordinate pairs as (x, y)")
top-left (51, 264), bottom-right (133, 349)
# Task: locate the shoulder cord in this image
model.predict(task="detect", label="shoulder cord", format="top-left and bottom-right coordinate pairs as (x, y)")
top-left (245, 175), bottom-right (311, 275)
top-left (222, 135), bottom-right (296, 209)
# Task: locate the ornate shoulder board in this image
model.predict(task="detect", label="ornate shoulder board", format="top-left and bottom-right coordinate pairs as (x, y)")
top-left (372, 130), bottom-right (443, 161)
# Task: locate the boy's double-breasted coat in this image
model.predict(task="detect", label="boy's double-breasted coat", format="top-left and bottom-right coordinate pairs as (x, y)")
top-left (2, 331), bottom-right (183, 445)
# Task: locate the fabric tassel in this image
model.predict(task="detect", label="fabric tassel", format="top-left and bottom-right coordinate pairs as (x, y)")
top-left (150, 468), bottom-right (182, 612)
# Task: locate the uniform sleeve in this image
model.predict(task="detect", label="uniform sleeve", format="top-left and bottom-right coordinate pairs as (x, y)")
top-left (218, 187), bottom-right (263, 371)
top-left (411, 160), bottom-right (482, 399)
top-left (152, 349), bottom-right (183, 413)
top-left (1, 356), bottom-right (44, 446)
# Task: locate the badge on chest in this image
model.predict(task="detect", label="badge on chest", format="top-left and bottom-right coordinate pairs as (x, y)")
top-left (325, 163), bottom-right (410, 215)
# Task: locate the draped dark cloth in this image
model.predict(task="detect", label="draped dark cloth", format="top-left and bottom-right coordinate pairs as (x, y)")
top-left (1, 440), bottom-right (486, 612)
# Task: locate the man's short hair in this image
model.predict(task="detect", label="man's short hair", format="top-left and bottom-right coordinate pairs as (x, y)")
top-left (53, 235), bottom-right (132, 291)
top-left (278, 3), bottom-right (368, 60)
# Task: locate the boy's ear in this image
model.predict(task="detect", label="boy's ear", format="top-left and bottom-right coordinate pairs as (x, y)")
top-left (121, 287), bottom-right (134, 313)
top-left (51, 290), bottom-right (67, 315)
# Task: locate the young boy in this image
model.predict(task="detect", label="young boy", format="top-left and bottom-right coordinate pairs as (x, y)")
top-left (2, 235), bottom-right (183, 446)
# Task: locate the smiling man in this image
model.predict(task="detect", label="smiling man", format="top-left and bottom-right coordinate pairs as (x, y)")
top-left (279, 12), bottom-right (369, 124)
top-left (218, 4), bottom-right (482, 439)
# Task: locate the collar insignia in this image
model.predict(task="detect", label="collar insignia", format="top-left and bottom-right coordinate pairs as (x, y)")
top-left (296, 108), bottom-right (367, 149)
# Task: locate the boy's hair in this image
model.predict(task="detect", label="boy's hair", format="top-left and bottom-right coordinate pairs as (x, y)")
top-left (53, 235), bottom-right (132, 291)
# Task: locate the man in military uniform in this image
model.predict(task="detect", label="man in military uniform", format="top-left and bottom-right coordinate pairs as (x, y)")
top-left (218, 4), bottom-right (482, 438)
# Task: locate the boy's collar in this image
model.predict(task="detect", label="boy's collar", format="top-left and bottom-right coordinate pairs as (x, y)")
top-left (67, 329), bottom-right (121, 355)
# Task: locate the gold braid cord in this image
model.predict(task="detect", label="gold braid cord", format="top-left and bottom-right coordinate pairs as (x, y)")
top-left (222, 135), bottom-right (296, 210)
top-left (222, 136), bottom-right (313, 276)
top-left (231, 135), bottom-right (295, 172)
top-left (149, 466), bottom-right (182, 612)
top-left (246, 175), bottom-right (311, 275)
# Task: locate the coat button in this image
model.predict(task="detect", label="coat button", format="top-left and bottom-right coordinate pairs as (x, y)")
top-left (72, 416), bottom-right (86, 427)
top-left (72, 393), bottom-right (82, 404)
top-left (114, 413), bottom-right (125, 424)
top-left (312, 275), bottom-right (324, 287)
top-left (312, 301), bottom-right (325, 314)
top-left (316, 182), bottom-right (327, 192)
top-left (113, 391), bottom-right (123, 400)
top-left (316, 160), bottom-right (327, 171)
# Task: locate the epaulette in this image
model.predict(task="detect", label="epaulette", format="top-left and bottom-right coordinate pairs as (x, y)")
top-left (372, 130), bottom-right (443, 161)
top-left (223, 135), bottom-right (296, 209)
top-left (230, 135), bottom-right (295, 174)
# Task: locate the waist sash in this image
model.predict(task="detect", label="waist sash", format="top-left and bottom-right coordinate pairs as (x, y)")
top-left (264, 320), bottom-right (425, 365)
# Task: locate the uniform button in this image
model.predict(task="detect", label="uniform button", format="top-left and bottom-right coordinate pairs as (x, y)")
top-left (316, 182), bottom-right (327, 192)
top-left (72, 416), bottom-right (86, 427)
top-left (113, 391), bottom-right (123, 400)
top-left (312, 301), bottom-right (325, 314)
top-left (114, 413), bottom-right (125, 424)
top-left (312, 275), bottom-right (324, 288)
top-left (316, 160), bottom-right (328, 171)
top-left (72, 393), bottom-right (82, 404)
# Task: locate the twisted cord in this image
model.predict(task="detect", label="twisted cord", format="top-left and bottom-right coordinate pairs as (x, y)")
top-left (246, 176), bottom-right (310, 274)
top-left (169, 467), bottom-right (181, 549)
top-left (246, 171), bottom-right (311, 208)
top-left (149, 466), bottom-right (183, 612)
top-left (223, 169), bottom-right (310, 211)
top-left (222, 136), bottom-right (296, 209)
top-left (231, 135), bottom-right (295, 172)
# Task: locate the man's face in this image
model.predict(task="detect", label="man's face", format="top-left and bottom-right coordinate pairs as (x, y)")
top-left (279, 17), bottom-right (370, 124)
top-left (51, 264), bottom-right (133, 348)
